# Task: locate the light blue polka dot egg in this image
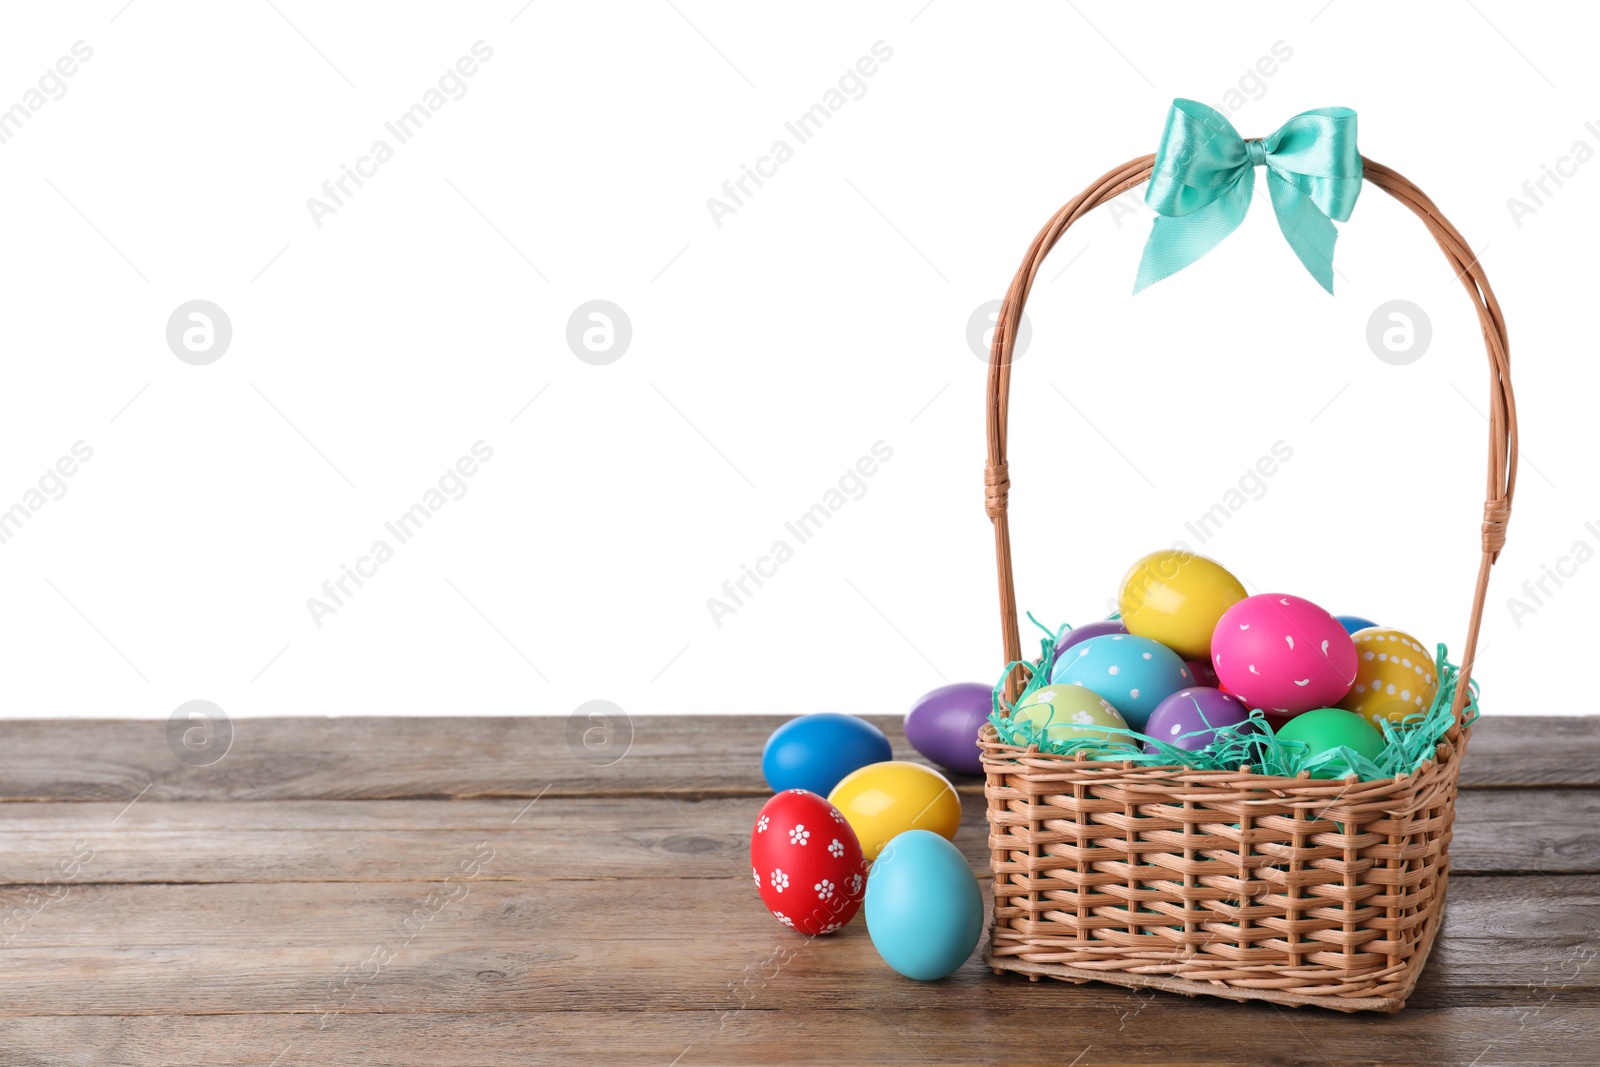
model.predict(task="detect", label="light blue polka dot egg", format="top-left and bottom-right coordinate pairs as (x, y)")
top-left (1048, 633), bottom-right (1190, 730)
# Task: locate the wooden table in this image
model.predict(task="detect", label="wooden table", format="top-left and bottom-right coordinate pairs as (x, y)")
top-left (1, 715), bottom-right (1595, 1066)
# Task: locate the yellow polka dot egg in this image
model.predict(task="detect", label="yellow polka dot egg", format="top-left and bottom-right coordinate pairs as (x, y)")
top-left (1338, 627), bottom-right (1438, 727)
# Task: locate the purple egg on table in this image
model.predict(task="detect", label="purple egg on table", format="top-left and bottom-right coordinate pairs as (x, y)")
top-left (1143, 687), bottom-right (1252, 754)
top-left (905, 682), bottom-right (995, 776)
top-left (1050, 619), bottom-right (1129, 669)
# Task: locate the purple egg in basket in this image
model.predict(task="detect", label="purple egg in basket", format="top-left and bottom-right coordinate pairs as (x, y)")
top-left (905, 682), bottom-right (994, 776)
top-left (1049, 618), bottom-right (1128, 669)
top-left (1143, 687), bottom-right (1253, 754)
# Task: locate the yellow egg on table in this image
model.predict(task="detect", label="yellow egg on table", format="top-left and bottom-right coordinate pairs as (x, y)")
top-left (827, 761), bottom-right (961, 861)
top-left (1338, 627), bottom-right (1439, 727)
top-left (1118, 550), bottom-right (1247, 660)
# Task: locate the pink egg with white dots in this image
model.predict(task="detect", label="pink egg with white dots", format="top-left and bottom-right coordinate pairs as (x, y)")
top-left (1210, 593), bottom-right (1357, 715)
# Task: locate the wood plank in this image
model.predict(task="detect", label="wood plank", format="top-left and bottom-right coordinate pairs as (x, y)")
top-left (0, 789), bottom-right (1595, 884)
top-left (0, 877), bottom-right (1594, 1015)
top-left (0, 715), bottom-right (1590, 802)
top-left (1450, 789), bottom-right (1600, 874)
top-left (0, 1006), bottom-right (1591, 1067)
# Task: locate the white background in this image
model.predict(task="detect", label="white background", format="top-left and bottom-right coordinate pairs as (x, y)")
top-left (0, 1), bottom-right (1593, 720)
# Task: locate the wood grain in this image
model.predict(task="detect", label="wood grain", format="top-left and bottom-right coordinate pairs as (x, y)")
top-left (0, 788), bottom-right (1595, 885)
top-left (0, 715), bottom-right (1591, 802)
top-left (0, 1006), bottom-right (1592, 1067)
top-left (2, 1004), bottom-right (1594, 1067)
top-left (0, 877), bottom-right (1595, 1014)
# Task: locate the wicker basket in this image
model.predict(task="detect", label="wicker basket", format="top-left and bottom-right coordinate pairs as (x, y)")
top-left (978, 154), bottom-right (1518, 1012)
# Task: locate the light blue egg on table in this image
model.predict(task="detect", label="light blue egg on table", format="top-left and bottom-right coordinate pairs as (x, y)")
top-left (864, 829), bottom-right (983, 981)
top-left (1048, 633), bottom-right (1190, 730)
top-left (1335, 614), bottom-right (1380, 636)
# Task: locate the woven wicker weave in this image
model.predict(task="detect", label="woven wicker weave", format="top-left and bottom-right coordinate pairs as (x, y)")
top-left (979, 154), bottom-right (1518, 1012)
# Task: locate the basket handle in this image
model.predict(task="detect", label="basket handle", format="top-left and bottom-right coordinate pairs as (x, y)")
top-left (984, 154), bottom-right (1517, 728)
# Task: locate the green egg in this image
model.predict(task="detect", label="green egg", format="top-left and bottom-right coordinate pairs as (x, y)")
top-left (1012, 684), bottom-right (1128, 745)
top-left (1276, 707), bottom-right (1385, 778)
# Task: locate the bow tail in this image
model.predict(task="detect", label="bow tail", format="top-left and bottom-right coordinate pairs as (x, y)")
top-left (1133, 172), bottom-right (1254, 294)
top-left (1266, 169), bottom-right (1340, 294)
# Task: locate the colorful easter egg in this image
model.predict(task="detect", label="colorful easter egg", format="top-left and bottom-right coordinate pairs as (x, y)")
top-left (1276, 707), bottom-right (1386, 779)
top-left (905, 683), bottom-right (993, 776)
top-left (1011, 684), bottom-right (1128, 745)
top-left (750, 789), bottom-right (868, 935)
top-left (1049, 618), bottom-right (1128, 669)
top-left (1143, 687), bottom-right (1252, 753)
top-left (828, 761), bottom-right (962, 860)
top-left (1335, 614), bottom-right (1380, 636)
top-left (1118, 550), bottom-right (1247, 660)
top-left (1049, 633), bottom-right (1191, 730)
top-left (1186, 658), bottom-right (1220, 688)
top-left (1211, 594), bottom-right (1357, 715)
top-left (762, 713), bottom-right (893, 796)
top-left (1338, 628), bottom-right (1439, 727)
top-left (865, 829), bottom-right (984, 981)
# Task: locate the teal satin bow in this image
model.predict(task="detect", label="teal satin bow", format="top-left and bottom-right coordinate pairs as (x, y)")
top-left (1134, 100), bottom-right (1362, 294)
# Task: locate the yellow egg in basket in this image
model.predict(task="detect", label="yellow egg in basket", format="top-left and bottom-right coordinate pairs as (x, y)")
top-left (1338, 627), bottom-right (1439, 727)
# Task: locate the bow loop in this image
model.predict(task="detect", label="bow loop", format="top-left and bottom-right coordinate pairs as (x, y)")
top-left (1134, 100), bottom-right (1362, 294)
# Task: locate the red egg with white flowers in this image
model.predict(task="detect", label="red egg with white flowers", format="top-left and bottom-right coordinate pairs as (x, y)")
top-left (750, 789), bottom-right (868, 935)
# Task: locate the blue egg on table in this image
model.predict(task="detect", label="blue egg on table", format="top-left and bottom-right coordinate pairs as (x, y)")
top-left (1335, 615), bottom-right (1380, 636)
top-left (1049, 633), bottom-right (1190, 731)
top-left (864, 829), bottom-right (983, 981)
top-left (761, 713), bottom-right (892, 796)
